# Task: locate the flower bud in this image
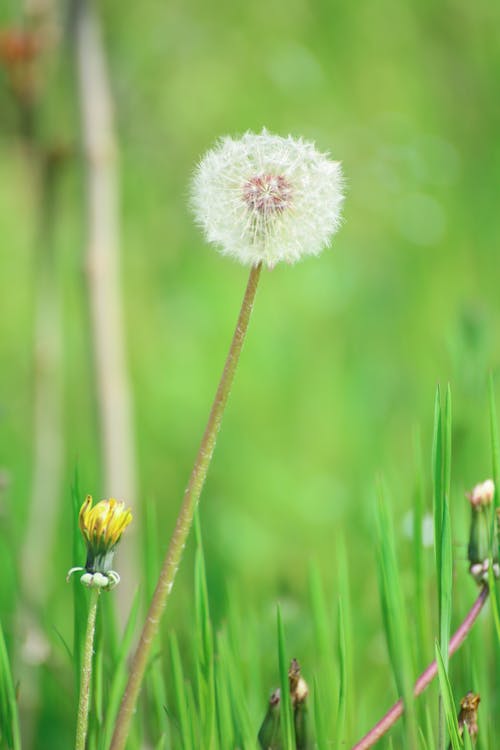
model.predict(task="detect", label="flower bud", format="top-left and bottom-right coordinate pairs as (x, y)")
top-left (466, 480), bottom-right (499, 584)
top-left (289, 658), bottom-right (309, 706)
top-left (258, 660), bottom-right (313, 749)
top-left (458, 691), bottom-right (480, 744)
top-left (288, 659), bottom-right (312, 750)
top-left (258, 689), bottom-right (281, 750)
top-left (67, 495), bottom-right (132, 590)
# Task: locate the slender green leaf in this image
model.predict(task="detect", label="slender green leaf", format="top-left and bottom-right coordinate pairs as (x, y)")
top-left (439, 500), bottom-right (453, 671)
top-left (71, 471), bottom-right (87, 693)
top-left (463, 726), bottom-right (473, 750)
top-left (433, 386), bottom-right (444, 594)
top-left (424, 703), bottom-right (435, 750)
top-left (375, 482), bottom-right (417, 748)
top-left (101, 589), bottom-right (141, 749)
top-left (487, 564), bottom-right (500, 642)
top-left (412, 426), bottom-right (429, 670)
top-left (433, 387), bottom-right (454, 750)
top-left (52, 625), bottom-right (73, 662)
top-left (217, 626), bottom-right (254, 749)
top-left (93, 632), bottom-right (104, 726)
top-left (335, 596), bottom-right (347, 748)
top-left (277, 606), bottom-right (294, 750)
top-left (0, 619), bottom-right (21, 750)
top-left (489, 375), bottom-right (500, 504)
top-left (215, 651), bottom-right (235, 749)
top-left (418, 726), bottom-right (430, 750)
top-left (308, 562), bottom-right (333, 672)
top-left (336, 539), bottom-right (354, 742)
top-left (312, 676), bottom-right (327, 750)
top-left (308, 562), bottom-right (335, 741)
top-left (143, 500), bottom-right (170, 744)
top-left (488, 377), bottom-right (500, 643)
top-left (194, 516), bottom-right (216, 749)
top-left (169, 632), bottom-right (192, 750)
top-left (434, 641), bottom-right (462, 750)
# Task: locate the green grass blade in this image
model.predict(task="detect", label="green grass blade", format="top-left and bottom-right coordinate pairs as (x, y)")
top-left (308, 561), bottom-right (333, 673)
top-left (488, 374), bottom-right (500, 733)
top-left (101, 589), bottom-right (141, 748)
top-left (439, 499), bottom-right (453, 670)
top-left (433, 387), bottom-right (454, 750)
top-left (277, 605), bottom-right (295, 750)
top-left (463, 726), bottom-right (473, 750)
top-left (443, 385), bottom-right (452, 512)
top-left (148, 657), bottom-right (170, 748)
top-left (488, 377), bottom-right (500, 643)
top-left (375, 482), bottom-right (417, 748)
top-left (169, 631), bottom-right (192, 750)
top-left (71, 472), bottom-right (87, 695)
top-left (143, 501), bottom-right (170, 744)
top-left (487, 564), bottom-right (500, 642)
top-left (216, 626), bottom-right (254, 749)
top-left (52, 625), bottom-right (73, 663)
top-left (412, 426), bottom-right (429, 670)
top-left (313, 676), bottom-right (327, 750)
top-left (433, 386), bottom-right (444, 598)
top-left (335, 596), bottom-right (347, 748)
top-left (194, 515), bottom-right (216, 748)
top-left (424, 703), bottom-right (435, 750)
top-left (308, 561), bottom-right (335, 741)
top-left (0, 619), bottom-right (21, 750)
top-left (489, 375), bottom-right (500, 500)
top-left (434, 641), bottom-right (462, 750)
top-left (93, 632), bottom-right (104, 727)
top-left (214, 649), bottom-right (235, 749)
top-left (336, 539), bottom-right (354, 742)
top-left (418, 726), bottom-right (430, 750)
top-left (186, 680), bottom-right (200, 748)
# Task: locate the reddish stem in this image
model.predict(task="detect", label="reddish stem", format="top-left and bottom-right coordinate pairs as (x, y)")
top-left (351, 585), bottom-right (489, 750)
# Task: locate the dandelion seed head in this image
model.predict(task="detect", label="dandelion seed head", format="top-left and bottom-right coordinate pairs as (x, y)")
top-left (191, 129), bottom-right (344, 267)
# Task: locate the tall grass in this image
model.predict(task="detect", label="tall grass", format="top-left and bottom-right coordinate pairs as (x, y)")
top-left (0, 386), bottom-right (499, 748)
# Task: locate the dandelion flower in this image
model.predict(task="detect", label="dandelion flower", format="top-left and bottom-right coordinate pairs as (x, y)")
top-left (67, 495), bottom-right (132, 590)
top-left (191, 129), bottom-right (344, 267)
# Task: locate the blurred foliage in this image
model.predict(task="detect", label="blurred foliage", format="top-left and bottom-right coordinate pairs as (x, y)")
top-left (1, 0), bottom-right (500, 747)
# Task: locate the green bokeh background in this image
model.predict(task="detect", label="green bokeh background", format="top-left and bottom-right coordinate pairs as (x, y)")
top-left (1, 0), bottom-right (500, 746)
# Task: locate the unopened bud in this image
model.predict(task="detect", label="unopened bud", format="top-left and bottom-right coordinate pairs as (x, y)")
top-left (458, 691), bottom-right (480, 744)
top-left (467, 480), bottom-right (499, 584)
top-left (288, 659), bottom-right (313, 750)
top-left (467, 479), bottom-right (495, 508)
top-left (258, 660), bottom-right (313, 750)
top-left (258, 689), bottom-right (281, 750)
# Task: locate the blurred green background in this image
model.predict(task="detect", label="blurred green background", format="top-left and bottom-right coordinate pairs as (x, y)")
top-left (1, 0), bottom-right (500, 747)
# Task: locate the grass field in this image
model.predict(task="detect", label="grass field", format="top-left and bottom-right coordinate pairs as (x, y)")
top-left (0, 1), bottom-right (499, 748)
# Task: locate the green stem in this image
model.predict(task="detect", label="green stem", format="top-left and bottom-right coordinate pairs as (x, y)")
top-left (110, 262), bottom-right (263, 750)
top-left (75, 587), bottom-right (100, 750)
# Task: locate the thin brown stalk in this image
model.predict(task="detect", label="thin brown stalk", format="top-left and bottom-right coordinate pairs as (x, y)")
top-left (110, 262), bottom-right (262, 750)
top-left (72, 0), bottom-right (138, 595)
top-left (351, 585), bottom-right (489, 750)
top-left (16, 6), bottom-right (65, 746)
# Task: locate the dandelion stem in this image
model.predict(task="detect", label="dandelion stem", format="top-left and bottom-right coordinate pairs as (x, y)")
top-left (75, 587), bottom-right (100, 750)
top-left (351, 585), bottom-right (489, 750)
top-left (110, 262), bottom-right (263, 750)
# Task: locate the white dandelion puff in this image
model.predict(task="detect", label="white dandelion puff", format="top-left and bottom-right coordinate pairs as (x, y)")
top-left (191, 129), bottom-right (344, 267)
